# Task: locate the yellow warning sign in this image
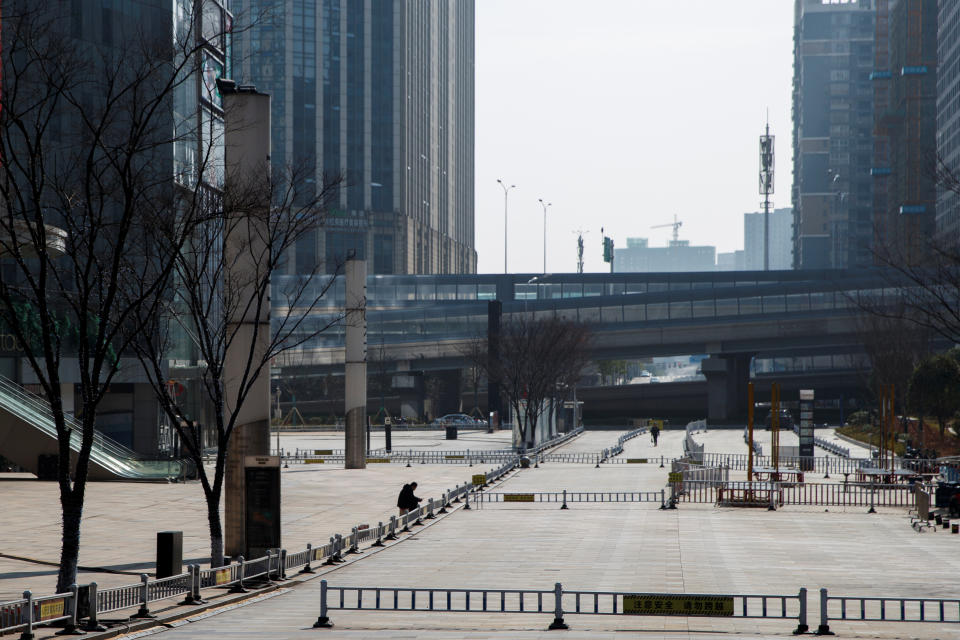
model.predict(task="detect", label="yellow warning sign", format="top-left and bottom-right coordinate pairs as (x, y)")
top-left (503, 493), bottom-right (535, 502)
top-left (313, 449), bottom-right (333, 455)
top-left (472, 474), bottom-right (487, 486)
top-left (38, 598), bottom-right (64, 621)
top-left (623, 594), bottom-right (733, 616)
top-left (305, 459), bottom-right (325, 464)
top-left (215, 569), bottom-right (231, 585)
top-left (668, 472), bottom-right (683, 483)
top-left (445, 455), bottom-right (465, 459)
top-left (626, 458), bottom-right (648, 464)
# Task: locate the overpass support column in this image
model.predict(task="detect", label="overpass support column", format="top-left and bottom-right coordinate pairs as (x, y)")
top-left (701, 354), bottom-right (752, 424)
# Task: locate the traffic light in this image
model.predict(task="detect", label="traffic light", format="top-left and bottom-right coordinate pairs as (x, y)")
top-left (602, 236), bottom-right (614, 263)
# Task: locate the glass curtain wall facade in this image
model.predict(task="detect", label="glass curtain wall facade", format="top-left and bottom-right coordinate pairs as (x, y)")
top-left (937, 0), bottom-right (960, 246)
top-left (231, 0), bottom-right (476, 276)
top-left (874, 0), bottom-right (938, 264)
top-left (792, 0), bottom-right (877, 269)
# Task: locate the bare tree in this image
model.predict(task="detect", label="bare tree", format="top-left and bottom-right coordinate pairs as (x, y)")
top-left (129, 162), bottom-right (343, 567)
top-left (0, 3), bottom-right (219, 591)
top-left (465, 315), bottom-right (590, 450)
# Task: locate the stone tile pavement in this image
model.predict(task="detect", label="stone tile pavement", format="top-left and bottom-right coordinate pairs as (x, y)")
top-left (4, 427), bottom-right (958, 639)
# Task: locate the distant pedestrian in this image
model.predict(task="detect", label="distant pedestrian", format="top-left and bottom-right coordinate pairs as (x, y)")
top-left (651, 424), bottom-right (660, 447)
top-left (397, 481), bottom-right (422, 515)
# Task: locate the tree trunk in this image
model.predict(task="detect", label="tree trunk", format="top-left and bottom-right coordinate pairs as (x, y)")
top-left (57, 492), bottom-right (83, 593)
top-left (206, 490), bottom-right (225, 567)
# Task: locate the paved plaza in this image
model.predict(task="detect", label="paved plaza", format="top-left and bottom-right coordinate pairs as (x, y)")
top-left (2, 426), bottom-right (957, 639)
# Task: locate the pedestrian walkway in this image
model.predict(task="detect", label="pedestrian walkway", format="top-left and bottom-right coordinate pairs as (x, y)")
top-left (5, 426), bottom-right (955, 640)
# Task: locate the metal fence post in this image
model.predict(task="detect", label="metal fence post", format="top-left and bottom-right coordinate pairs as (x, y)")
top-left (133, 573), bottom-right (154, 618)
top-left (301, 544), bottom-right (316, 574)
top-left (83, 582), bottom-right (105, 631)
top-left (280, 549), bottom-right (288, 579)
top-left (464, 489), bottom-right (471, 510)
top-left (660, 489), bottom-right (665, 510)
top-left (439, 491), bottom-right (449, 514)
top-left (548, 582), bottom-right (568, 630)
top-left (372, 522), bottom-right (385, 547)
top-left (560, 489), bottom-right (568, 510)
top-left (817, 588), bottom-right (833, 635)
top-left (180, 564), bottom-right (202, 605)
top-left (768, 487), bottom-right (777, 511)
top-left (312, 579), bottom-right (333, 628)
top-left (386, 516), bottom-right (398, 540)
top-left (426, 498), bottom-right (436, 519)
top-left (265, 550), bottom-right (275, 583)
top-left (20, 590), bottom-right (34, 640)
top-left (794, 587), bottom-right (808, 634)
top-left (348, 528), bottom-right (360, 554)
top-left (230, 556), bottom-right (248, 593)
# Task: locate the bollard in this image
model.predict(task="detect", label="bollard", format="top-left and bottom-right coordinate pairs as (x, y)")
top-left (793, 587), bottom-right (808, 634)
top-left (548, 582), bottom-right (568, 630)
top-left (660, 489), bottom-right (666, 510)
top-left (944, 519), bottom-right (951, 530)
top-left (83, 582), bottom-right (105, 632)
top-left (385, 516), bottom-right (398, 540)
top-left (816, 588), bottom-right (834, 635)
top-left (301, 544), bottom-right (316, 574)
top-left (312, 579), bottom-right (333, 628)
top-left (133, 573), bottom-right (154, 618)
top-left (953, 523), bottom-right (959, 534)
top-left (20, 590), bottom-right (34, 640)
top-left (560, 489), bottom-right (568, 510)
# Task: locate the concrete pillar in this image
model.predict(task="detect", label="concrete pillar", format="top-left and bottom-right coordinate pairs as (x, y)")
top-left (220, 82), bottom-right (273, 557)
top-left (344, 259), bottom-right (367, 469)
top-left (701, 354), bottom-right (752, 424)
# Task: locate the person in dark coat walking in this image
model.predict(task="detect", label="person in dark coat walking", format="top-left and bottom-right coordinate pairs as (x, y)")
top-left (397, 482), bottom-right (422, 515)
top-left (650, 424), bottom-right (660, 446)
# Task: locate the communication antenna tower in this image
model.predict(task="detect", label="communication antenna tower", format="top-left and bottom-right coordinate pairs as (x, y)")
top-left (759, 112), bottom-right (775, 271)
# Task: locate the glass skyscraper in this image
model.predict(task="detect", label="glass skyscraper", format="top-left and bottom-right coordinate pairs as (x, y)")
top-left (937, 0), bottom-right (960, 246)
top-left (231, 1), bottom-right (476, 275)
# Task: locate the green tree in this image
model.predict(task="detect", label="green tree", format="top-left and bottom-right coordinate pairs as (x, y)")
top-left (908, 354), bottom-right (960, 437)
top-left (597, 360), bottom-right (627, 385)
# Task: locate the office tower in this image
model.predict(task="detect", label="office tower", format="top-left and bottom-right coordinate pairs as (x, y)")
top-left (877, 0), bottom-right (938, 262)
top-left (231, 1), bottom-right (476, 275)
top-left (792, 0), bottom-right (876, 269)
top-left (744, 208), bottom-right (794, 270)
top-left (936, 0), bottom-right (960, 246)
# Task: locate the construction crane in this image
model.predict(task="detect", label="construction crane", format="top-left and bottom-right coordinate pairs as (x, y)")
top-left (651, 214), bottom-right (683, 244)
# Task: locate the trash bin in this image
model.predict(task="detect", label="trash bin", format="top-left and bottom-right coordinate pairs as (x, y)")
top-left (445, 425), bottom-right (458, 440)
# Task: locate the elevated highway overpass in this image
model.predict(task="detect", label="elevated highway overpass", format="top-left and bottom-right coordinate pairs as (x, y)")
top-left (271, 269), bottom-right (912, 421)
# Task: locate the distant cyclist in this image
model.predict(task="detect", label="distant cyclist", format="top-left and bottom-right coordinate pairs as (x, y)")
top-left (651, 424), bottom-right (660, 447)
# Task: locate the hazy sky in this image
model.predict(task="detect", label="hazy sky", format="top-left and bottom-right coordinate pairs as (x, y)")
top-left (474, 0), bottom-right (795, 275)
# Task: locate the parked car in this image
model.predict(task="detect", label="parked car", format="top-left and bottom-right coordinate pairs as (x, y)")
top-left (432, 413), bottom-right (474, 425)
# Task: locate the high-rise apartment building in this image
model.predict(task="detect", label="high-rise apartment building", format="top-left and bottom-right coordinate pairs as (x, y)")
top-left (614, 238), bottom-right (717, 273)
top-left (877, 0), bottom-right (938, 262)
top-left (792, 0), bottom-right (876, 269)
top-left (936, 0), bottom-right (960, 245)
top-left (231, 1), bottom-right (476, 275)
top-left (744, 208), bottom-right (794, 270)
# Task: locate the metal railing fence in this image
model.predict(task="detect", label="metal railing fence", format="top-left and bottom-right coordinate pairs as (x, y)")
top-left (818, 588), bottom-right (960, 633)
top-left (475, 489), bottom-right (666, 509)
top-left (673, 480), bottom-right (919, 508)
top-left (310, 579), bottom-right (808, 633)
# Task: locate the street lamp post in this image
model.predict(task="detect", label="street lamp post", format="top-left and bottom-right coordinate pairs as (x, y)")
top-left (539, 198), bottom-right (552, 274)
top-left (497, 179), bottom-right (516, 273)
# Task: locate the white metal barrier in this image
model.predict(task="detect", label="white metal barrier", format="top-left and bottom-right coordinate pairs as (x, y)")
top-left (817, 588), bottom-right (960, 634)
top-left (310, 579), bottom-right (809, 633)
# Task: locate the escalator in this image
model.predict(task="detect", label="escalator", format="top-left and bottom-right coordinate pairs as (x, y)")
top-left (0, 376), bottom-right (190, 481)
